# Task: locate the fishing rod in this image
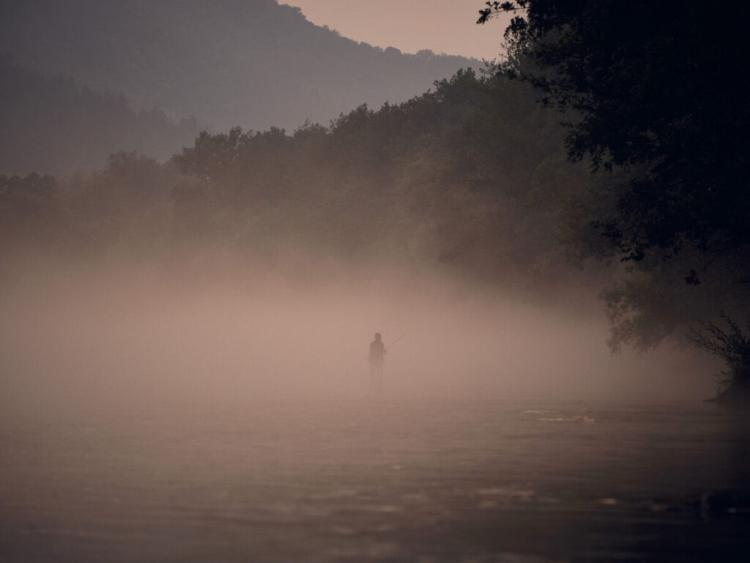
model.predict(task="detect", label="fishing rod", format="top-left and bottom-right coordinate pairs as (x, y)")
top-left (388, 333), bottom-right (407, 349)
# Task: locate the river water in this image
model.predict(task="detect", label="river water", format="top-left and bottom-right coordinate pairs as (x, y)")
top-left (1, 399), bottom-right (749, 562)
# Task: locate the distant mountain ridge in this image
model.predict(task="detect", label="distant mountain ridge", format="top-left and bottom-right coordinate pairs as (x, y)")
top-left (0, 0), bottom-right (478, 132)
top-left (0, 58), bottom-right (198, 175)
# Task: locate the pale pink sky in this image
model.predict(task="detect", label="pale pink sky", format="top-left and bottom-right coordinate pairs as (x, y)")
top-left (280, 0), bottom-right (509, 60)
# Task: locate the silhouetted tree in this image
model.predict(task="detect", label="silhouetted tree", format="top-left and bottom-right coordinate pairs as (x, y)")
top-left (481, 0), bottom-right (749, 263)
top-left (481, 0), bottom-right (750, 397)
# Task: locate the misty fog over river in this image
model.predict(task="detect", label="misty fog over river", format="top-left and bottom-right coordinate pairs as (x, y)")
top-left (1, 267), bottom-right (745, 561)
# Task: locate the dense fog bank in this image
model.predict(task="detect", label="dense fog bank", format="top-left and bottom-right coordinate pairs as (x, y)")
top-left (0, 252), bottom-right (716, 419)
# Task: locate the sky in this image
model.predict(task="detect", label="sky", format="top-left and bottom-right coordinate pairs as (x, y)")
top-left (280, 0), bottom-right (510, 60)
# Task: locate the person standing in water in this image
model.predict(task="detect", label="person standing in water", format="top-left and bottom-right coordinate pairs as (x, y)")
top-left (369, 332), bottom-right (386, 396)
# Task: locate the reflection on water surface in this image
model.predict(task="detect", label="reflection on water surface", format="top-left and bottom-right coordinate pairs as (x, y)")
top-left (1, 400), bottom-right (749, 561)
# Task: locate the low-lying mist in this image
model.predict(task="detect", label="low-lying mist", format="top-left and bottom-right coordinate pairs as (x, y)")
top-left (0, 248), bottom-right (715, 419)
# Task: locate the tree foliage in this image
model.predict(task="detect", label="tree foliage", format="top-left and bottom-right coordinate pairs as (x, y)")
top-left (481, 0), bottom-right (749, 264)
top-left (690, 316), bottom-right (750, 402)
top-left (480, 0), bottom-right (750, 392)
top-left (2, 70), bottom-right (593, 299)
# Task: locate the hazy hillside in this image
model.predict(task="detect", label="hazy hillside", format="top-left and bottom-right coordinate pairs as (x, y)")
top-left (0, 58), bottom-right (199, 175)
top-left (0, 0), bottom-right (478, 132)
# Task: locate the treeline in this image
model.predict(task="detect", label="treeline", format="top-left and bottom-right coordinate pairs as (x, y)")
top-left (0, 69), bottom-right (593, 296)
top-left (0, 58), bottom-right (199, 175)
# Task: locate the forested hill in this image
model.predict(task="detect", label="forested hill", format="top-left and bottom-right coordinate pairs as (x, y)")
top-left (0, 58), bottom-right (199, 175)
top-left (0, 0), bottom-right (478, 132)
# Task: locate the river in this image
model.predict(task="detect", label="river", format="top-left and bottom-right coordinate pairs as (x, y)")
top-left (1, 399), bottom-right (749, 561)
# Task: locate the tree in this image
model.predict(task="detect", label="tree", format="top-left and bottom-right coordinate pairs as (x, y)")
top-left (480, 0), bottom-right (750, 398)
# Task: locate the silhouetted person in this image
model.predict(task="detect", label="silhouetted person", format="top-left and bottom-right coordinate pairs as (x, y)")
top-left (369, 332), bottom-right (386, 396)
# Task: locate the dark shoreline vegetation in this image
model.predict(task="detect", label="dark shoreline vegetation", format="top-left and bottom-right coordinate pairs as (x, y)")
top-left (476, 0), bottom-right (750, 405)
top-left (2, 0), bottom-right (749, 404)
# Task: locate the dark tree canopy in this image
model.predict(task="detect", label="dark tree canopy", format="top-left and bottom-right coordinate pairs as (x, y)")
top-left (480, 0), bottom-right (750, 397)
top-left (481, 0), bottom-right (750, 266)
